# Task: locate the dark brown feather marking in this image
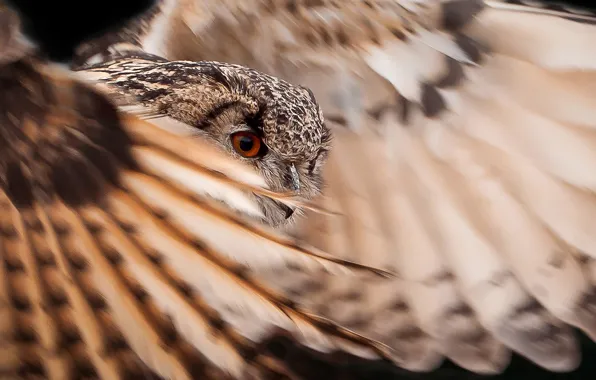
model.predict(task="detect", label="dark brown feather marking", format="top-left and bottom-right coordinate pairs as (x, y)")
top-left (441, 0), bottom-right (485, 31)
top-left (499, 297), bottom-right (574, 361)
top-left (420, 83), bottom-right (446, 117)
top-left (0, 60), bottom-right (136, 209)
top-left (396, 93), bottom-right (412, 125)
top-left (435, 56), bottom-right (465, 88)
top-left (454, 33), bottom-right (483, 64)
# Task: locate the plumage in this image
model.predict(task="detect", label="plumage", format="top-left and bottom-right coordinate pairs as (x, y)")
top-left (74, 0), bottom-right (596, 375)
top-left (0, 10), bottom-right (390, 378)
top-left (5, 0), bottom-right (596, 378)
top-left (75, 55), bottom-right (334, 228)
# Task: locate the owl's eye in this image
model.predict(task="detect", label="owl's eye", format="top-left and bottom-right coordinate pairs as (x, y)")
top-left (230, 131), bottom-right (265, 158)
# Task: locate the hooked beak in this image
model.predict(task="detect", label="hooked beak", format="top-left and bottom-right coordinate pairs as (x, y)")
top-left (281, 164), bottom-right (300, 220)
top-left (289, 163), bottom-right (300, 193)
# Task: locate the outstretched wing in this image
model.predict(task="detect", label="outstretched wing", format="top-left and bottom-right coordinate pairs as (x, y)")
top-left (145, 0), bottom-right (596, 374)
top-left (0, 56), bottom-right (394, 379)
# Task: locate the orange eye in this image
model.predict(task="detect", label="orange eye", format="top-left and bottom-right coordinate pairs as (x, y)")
top-left (230, 131), bottom-right (264, 158)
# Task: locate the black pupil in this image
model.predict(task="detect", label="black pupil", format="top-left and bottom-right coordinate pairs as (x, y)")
top-left (238, 136), bottom-right (254, 152)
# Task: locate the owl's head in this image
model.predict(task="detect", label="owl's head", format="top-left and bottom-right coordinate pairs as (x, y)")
top-left (101, 59), bottom-right (332, 226)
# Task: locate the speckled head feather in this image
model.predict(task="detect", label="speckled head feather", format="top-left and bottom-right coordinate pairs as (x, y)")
top-left (79, 56), bottom-right (332, 226)
top-left (86, 59), bottom-right (329, 160)
top-left (216, 62), bottom-right (330, 163)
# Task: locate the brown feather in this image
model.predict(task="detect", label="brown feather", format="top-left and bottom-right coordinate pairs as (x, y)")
top-left (0, 55), bottom-right (391, 379)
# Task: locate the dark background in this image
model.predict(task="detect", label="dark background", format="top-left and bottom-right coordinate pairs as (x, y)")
top-left (269, 331), bottom-right (595, 380)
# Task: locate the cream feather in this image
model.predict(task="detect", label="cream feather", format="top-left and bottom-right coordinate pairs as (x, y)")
top-left (132, 0), bottom-right (596, 374)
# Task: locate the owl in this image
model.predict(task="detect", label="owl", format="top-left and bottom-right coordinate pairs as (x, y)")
top-left (106, 0), bottom-right (596, 375)
top-left (3, 0), bottom-right (596, 379)
top-left (0, 3), bottom-right (383, 380)
top-left (77, 56), bottom-right (332, 228)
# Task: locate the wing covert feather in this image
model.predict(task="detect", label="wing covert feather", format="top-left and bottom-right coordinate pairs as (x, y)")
top-left (148, 0), bottom-right (596, 374)
top-left (0, 58), bottom-right (391, 379)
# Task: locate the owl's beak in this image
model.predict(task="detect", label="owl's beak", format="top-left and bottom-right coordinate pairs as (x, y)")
top-left (289, 163), bottom-right (301, 193)
top-left (280, 164), bottom-right (300, 220)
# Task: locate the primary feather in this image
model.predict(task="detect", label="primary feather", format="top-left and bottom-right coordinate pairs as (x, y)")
top-left (104, 0), bottom-right (596, 375)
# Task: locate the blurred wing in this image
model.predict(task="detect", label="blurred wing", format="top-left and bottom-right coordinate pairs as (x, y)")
top-left (0, 59), bottom-right (391, 379)
top-left (149, 0), bottom-right (596, 374)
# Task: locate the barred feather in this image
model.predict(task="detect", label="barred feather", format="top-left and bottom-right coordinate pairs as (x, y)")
top-left (0, 58), bottom-right (389, 379)
top-left (5, 0), bottom-right (596, 378)
top-left (130, 0), bottom-right (596, 374)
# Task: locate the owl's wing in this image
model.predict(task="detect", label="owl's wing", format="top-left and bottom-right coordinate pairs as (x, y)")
top-left (0, 56), bottom-right (396, 379)
top-left (155, 0), bottom-right (596, 374)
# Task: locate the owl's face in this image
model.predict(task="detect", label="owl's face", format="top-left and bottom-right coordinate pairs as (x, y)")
top-left (187, 101), bottom-right (330, 226)
top-left (105, 61), bottom-right (332, 226)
